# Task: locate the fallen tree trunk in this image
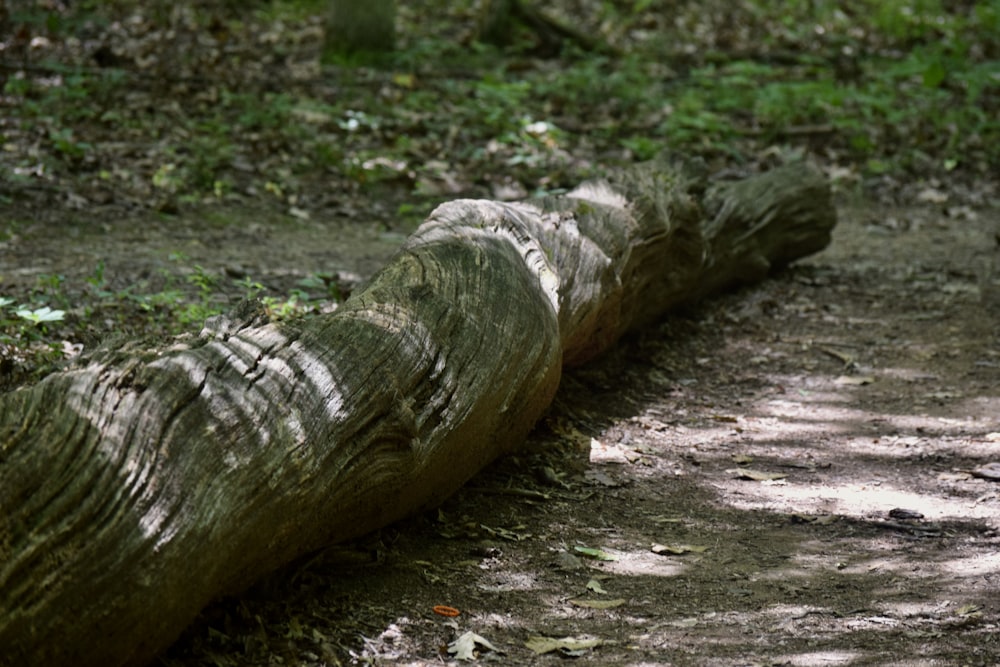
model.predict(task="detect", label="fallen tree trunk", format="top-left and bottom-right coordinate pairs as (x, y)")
top-left (0, 157), bottom-right (835, 667)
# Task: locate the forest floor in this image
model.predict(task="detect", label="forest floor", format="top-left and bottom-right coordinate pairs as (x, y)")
top-left (5, 175), bottom-right (999, 666)
top-left (2, 1), bottom-right (1000, 665)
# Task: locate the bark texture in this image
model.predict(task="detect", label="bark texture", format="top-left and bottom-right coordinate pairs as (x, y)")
top-left (0, 158), bottom-right (835, 667)
top-left (476, 0), bottom-right (610, 56)
top-left (324, 0), bottom-right (396, 55)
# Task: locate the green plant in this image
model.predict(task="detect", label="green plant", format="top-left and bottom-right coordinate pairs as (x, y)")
top-left (234, 277), bottom-right (266, 300)
top-left (0, 297), bottom-right (66, 343)
top-left (16, 306), bottom-right (65, 327)
top-left (262, 293), bottom-right (308, 320)
top-left (620, 136), bottom-right (663, 160)
top-left (297, 274), bottom-right (343, 302)
top-left (472, 77), bottom-right (532, 133)
top-left (50, 127), bottom-right (92, 161)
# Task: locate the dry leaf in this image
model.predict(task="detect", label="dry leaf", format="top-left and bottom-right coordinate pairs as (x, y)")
top-left (573, 545), bottom-right (618, 561)
top-left (525, 635), bottom-right (607, 655)
top-left (727, 468), bottom-right (787, 481)
top-left (589, 438), bottom-right (639, 464)
top-left (970, 463), bottom-right (1000, 481)
top-left (916, 187), bottom-right (948, 204)
top-left (956, 604), bottom-right (982, 617)
top-left (447, 631), bottom-right (502, 661)
top-left (834, 375), bottom-right (875, 386)
top-left (651, 543), bottom-right (708, 555)
top-left (584, 469), bottom-right (622, 487)
top-left (925, 390), bottom-right (962, 400)
top-left (711, 414), bottom-right (739, 423)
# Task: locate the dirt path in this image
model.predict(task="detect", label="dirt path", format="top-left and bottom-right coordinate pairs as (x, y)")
top-left (154, 188), bottom-right (1000, 666)
top-left (5, 187), bottom-right (1000, 665)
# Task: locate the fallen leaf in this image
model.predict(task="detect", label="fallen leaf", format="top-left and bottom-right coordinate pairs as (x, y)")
top-left (571, 598), bottom-right (626, 610)
top-left (834, 375), bottom-right (875, 386)
top-left (651, 543), bottom-right (709, 555)
top-left (917, 187), bottom-right (948, 204)
top-left (956, 604), bottom-right (982, 617)
top-left (590, 438), bottom-right (640, 464)
top-left (726, 468), bottom-right (787, 481)
top-left (711, 414), bottom-right (738, 423)
top-left (392, 72), bottom-right (416, 88)
top-left (525, 635), bottom-right (607, 655)
top-left (818, 345), bottom-right (855, 365)
top-left (573, 546), bottom-right (618, 561)
top-left (970, 463), bottom-right (1000, 481)
top-left (584, 469), bottom-right (622, 487)
top-left (448, 631), bottom-right (502, 661)
top-left (925, 391), bottom-right (962, 400)
top-left (586, 578), bottom-right (608, 594)
top-left (554, 552), bottom-right (585, 570)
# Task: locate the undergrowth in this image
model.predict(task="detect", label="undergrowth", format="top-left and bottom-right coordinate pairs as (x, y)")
top-left (0, 0), bottom-right (997, 376)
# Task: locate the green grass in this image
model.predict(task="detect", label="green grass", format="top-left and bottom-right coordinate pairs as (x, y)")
top-left (0, 253), bottom-right (342, 381)
top-left (7, 0), bottom-right (997, 193)
top-left (1, 0), bottom-right (997, 372)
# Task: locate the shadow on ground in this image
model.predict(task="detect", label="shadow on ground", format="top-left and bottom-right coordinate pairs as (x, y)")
top-left (153, 196), bottom-right (1000, 666)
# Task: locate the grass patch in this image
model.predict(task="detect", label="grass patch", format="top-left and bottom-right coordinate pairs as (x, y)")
top-left (0, 0), bottom-right (996, 377)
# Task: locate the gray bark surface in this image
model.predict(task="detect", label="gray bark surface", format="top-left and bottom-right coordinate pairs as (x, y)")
top-left (0, 158), bottom-right (835, 667)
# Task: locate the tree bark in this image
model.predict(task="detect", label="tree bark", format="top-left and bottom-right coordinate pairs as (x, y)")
top-left (324, 0), bottom-right (396, 56)
top-left (0, 157), bottom-right (835, 667)
top-left (477, 0), bottom-right (611, 56)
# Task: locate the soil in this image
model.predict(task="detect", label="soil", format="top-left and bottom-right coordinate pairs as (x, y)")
top-left (3, 179), bottom-right (1000, 666)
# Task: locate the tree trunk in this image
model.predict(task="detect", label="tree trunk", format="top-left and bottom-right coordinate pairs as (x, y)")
top-left (477, 0), bottom-right (610, 56)
top-left (324, 0), bottom-right (396, 57)
top-left (0, 157), bottom-right (836, 667)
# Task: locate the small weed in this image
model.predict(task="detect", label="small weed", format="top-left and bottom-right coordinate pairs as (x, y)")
top-left (50, 128), bottom-right (91, 161)
top-left (262, 293), bottom-right (309, 320)
top-left (472, 77), bottom-right (532, 133)
top-left (15, 306), bottom-right (65, 328)
top-left (297, 274), bottom-right (342, 302)
top-left (234, 277), bottom-right (266, 300)
top-left (620, 136), bottom-right (664, 161)
top-left (0, 297), bottom-right (66, 344)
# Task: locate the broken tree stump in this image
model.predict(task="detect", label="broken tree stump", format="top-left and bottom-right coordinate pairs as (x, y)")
top-left (0, 157), bottom-right (835, 666)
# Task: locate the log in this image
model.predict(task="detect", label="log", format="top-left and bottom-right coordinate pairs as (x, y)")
top-left (0, 157), bottom-right (835, 667)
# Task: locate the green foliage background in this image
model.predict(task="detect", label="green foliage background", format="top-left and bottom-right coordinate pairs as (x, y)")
top-left (0, 0), bottom-right (997, 378)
